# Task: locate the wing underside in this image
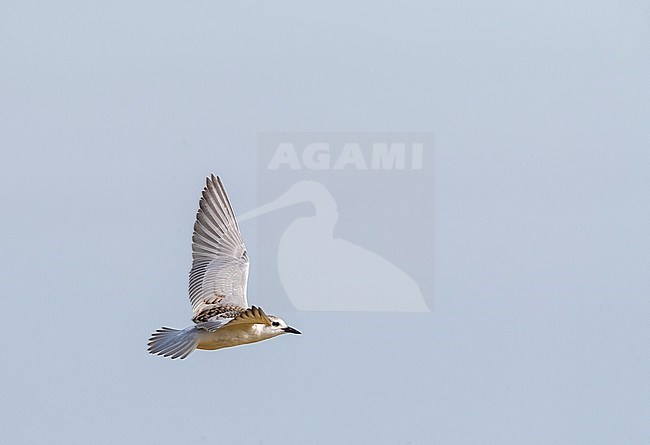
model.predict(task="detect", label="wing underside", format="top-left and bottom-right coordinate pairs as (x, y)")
top-left (188, 175), bottom-right (250, 319)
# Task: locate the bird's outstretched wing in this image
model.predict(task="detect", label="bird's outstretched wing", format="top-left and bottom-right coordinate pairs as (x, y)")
top-left (188, 175), bottom-right (249, 321)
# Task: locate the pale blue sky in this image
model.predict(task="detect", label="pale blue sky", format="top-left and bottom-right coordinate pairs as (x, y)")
top-left (1, 1), bottom-right (649, 444)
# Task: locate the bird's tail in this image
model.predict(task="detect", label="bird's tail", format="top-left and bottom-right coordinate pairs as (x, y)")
top-left (147, 326), bottom-right (199, 360)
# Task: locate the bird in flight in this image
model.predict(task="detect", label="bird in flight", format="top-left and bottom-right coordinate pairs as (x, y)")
top-left (148, 174), bottom-right (301, 359)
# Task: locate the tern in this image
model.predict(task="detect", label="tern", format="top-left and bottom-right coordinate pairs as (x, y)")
top-left (148, 174), bottom-right (301, 360)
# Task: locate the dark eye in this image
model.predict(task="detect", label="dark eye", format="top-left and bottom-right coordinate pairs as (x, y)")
top-left (272, 322), bottom-right (280, 327)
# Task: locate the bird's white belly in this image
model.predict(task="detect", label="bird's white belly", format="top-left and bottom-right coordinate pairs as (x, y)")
top-left (196, 325), bottom-right (274, 350)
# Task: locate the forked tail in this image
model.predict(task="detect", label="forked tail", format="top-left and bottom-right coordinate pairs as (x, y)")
top-left (147, 326), bottom-right (199, 360)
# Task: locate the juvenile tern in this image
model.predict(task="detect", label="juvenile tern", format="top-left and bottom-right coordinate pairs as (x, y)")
top-left (148, 175), bottom-right (301, 360)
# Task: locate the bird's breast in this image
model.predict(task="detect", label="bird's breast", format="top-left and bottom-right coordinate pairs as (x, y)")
top-left (196, 324), bottom-right (273, 350)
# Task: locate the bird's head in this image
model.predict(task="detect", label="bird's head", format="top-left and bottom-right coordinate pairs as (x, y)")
top-left (266, 315), bottom-right (301, 336)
